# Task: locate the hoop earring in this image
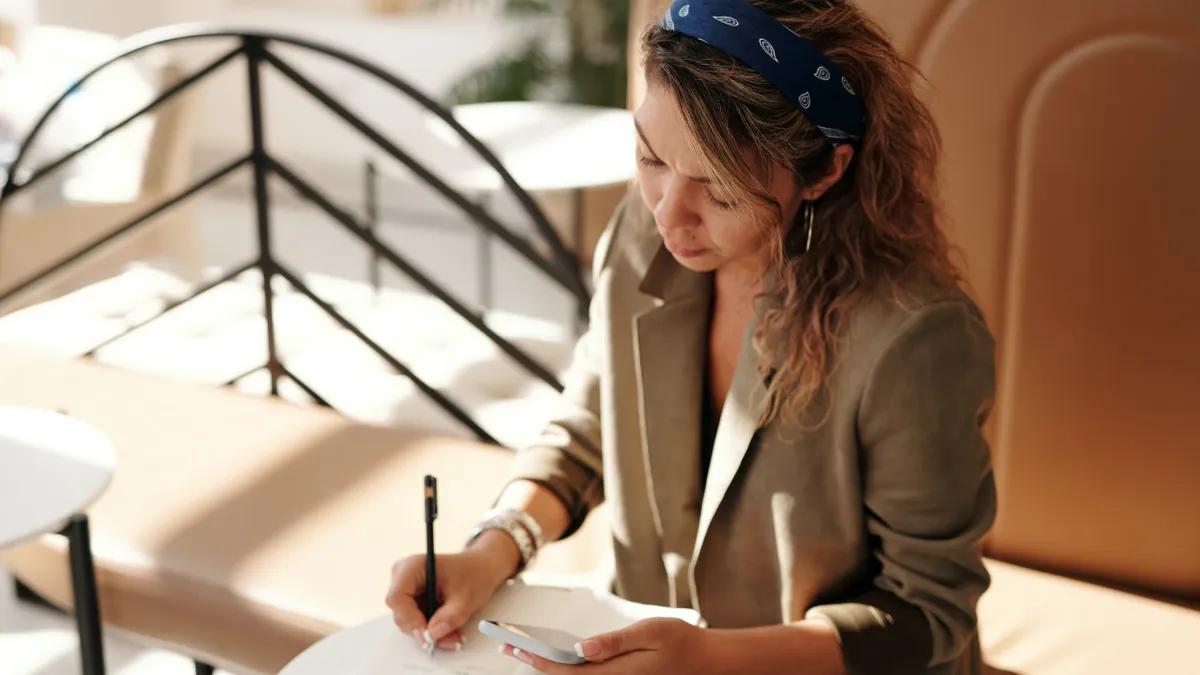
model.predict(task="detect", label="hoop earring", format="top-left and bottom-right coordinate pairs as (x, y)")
top-left (802, 200), bottom-right (815, 253)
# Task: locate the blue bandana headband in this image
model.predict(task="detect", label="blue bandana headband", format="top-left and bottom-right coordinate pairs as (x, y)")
top-left (660, 0), bottom-right (867, 145)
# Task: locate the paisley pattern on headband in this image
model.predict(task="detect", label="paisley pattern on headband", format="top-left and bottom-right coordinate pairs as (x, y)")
top-left (759, 38), bottom-right (778, 62)
top-left (660, 0), bottom-right (866, 144)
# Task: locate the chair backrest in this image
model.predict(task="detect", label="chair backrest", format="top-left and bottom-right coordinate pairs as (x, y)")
top-left (627, 0), bottom-right (1200, 605)
top-left (0, 27), bottom-right (196, 313)
top-left (0, 22), bottom-right (15, 51)
top-left (138, 61), bottom-right (194, 197)
top-left (5, 24), bottom-right (159, 203)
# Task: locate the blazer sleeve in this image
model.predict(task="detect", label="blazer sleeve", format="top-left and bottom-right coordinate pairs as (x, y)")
top-left (805, 299), bottom-right (999, 675)
top-left (503, 194), bottom-right (630, 538)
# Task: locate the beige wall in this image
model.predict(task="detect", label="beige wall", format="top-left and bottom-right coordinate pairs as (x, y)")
top-left (36, 0), bottom-right (169, 37)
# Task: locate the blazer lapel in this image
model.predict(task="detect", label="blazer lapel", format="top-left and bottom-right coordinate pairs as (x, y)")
top-left (634, 244), bottom-right (712, 563)
top-left (690, 292), bottom-right (772, 570)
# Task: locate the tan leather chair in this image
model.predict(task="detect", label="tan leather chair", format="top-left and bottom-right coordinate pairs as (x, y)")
top-left (628, 0), bottom-right (1200, 671)
top-left (842, 0), bottom-right (1200, 607)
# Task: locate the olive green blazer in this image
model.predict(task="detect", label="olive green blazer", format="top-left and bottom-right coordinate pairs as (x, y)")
top-left (509, 192), bottom-right (998, 675)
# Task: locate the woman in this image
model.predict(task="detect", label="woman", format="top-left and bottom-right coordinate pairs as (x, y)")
top-left (387, 1), bottom-right (997, 673)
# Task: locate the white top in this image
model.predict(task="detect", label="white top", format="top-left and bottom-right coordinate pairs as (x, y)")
top-left (414, 101), bottom-right (638, 193)
top-left (0, 406), bottom-right (116, 549)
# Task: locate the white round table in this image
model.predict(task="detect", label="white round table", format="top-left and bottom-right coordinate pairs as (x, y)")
top-left (422, 101), bottom-right (637, 194)
top-left (0, 405), bottom-right (116, 675)
top-left (278, 613), bottom-right (544, 675)
top-left (278, 614), bottom-right (409, 675)
top-left (278, 570), bottom-right (612, 675)
top-left (366, 100), bottom-right (636, 323)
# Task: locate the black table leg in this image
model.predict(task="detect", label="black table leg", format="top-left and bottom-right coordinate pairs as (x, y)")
top-left (63, 514), bottom-right (106, 675)
top-left (476, 192), bottom-right (494, 313)
top-left (572, 187), bottom-right (588, 338)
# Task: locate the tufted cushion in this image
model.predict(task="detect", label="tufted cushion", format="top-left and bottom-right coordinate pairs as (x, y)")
top-left (0, 265), bottom-right (575, 449)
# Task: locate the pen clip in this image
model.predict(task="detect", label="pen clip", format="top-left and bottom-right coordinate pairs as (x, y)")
top-left (425, 475), bottom-right (438, 520)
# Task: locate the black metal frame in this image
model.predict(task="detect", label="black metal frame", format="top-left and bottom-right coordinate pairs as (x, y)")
top-left (62, 514), bottom-right (106, 675)
top-left (0, 26), bottom-right (591, 445)
top-left (0, 25), bottom-right (596, 673)
top-left (12, 517), bottom-right (109, 675)
top-left (9, 506), bottom-right (106, 674)
top-left (11, 515), bottom-right (112, 674)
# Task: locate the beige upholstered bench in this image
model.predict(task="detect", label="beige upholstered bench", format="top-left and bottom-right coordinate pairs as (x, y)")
top-left (0, 347), bottom-right (609, 673)
top-left (977, 560), bottom-right (1200, 674)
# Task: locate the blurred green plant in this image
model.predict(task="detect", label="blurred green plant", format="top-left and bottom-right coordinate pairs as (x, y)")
top-left (424, 0), bottom-right (630, 108)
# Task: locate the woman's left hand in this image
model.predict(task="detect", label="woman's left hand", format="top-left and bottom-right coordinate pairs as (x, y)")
top-left (500, 618), bottom-right (716, 674)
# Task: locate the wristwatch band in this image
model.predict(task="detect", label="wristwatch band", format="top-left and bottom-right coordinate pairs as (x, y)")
top-left (465, 512), bottom-right (536, 576)
top-left (484, 507), bottom-right (545, 552)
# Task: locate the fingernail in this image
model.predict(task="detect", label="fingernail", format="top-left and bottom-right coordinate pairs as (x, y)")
top-left (513, 647), bottom-right (533, 665)
top-left (412, 629), bottom-right (425, 644)
top-left (423, 629), bottom-right (433, 645)
top-left (497, 644), bottom-right (506, 653)
top-left (455, 641), bottom-right (463, 652)
top-left (577, 639), bottom-right (599, 658)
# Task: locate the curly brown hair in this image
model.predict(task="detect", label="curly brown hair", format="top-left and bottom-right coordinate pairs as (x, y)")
top-left (640, 0), bottom-right (964, 428)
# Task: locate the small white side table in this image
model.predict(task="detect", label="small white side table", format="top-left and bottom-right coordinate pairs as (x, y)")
top-left (0, 405), bottom-right (116, 675)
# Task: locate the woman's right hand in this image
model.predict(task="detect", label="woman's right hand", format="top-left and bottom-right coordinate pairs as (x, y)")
top-left (385, 529), bottom-right (522, 651)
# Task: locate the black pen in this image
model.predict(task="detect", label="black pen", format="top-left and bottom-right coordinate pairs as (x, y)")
top-left (424, 475), bottom-right (438, 655)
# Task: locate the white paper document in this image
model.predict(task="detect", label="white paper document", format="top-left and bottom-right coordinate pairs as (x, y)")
top-left (281, 581), bottom-right (701, 675)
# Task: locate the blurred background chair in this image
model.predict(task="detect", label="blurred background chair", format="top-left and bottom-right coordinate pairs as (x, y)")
top-left (0, 24), bottom-right (202, 315)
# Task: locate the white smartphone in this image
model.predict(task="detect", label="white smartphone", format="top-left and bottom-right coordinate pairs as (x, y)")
top-left (478, 620), bottom-right (587, 665)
